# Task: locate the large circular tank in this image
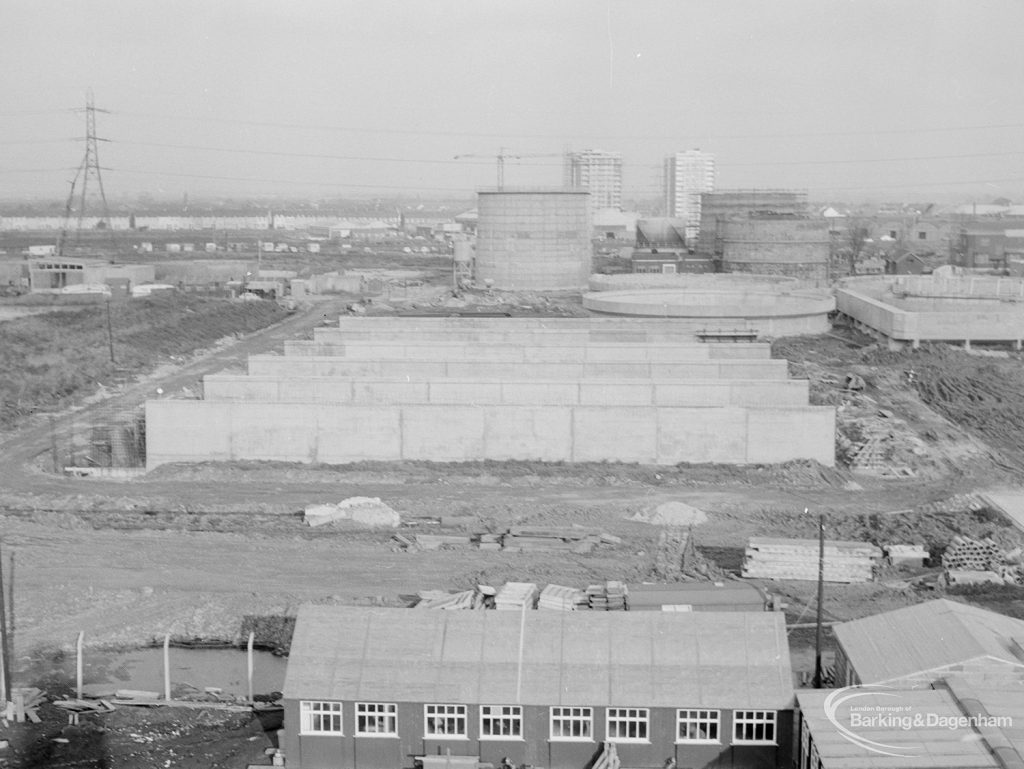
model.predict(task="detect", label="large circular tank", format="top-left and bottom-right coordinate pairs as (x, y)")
top-left (474, 190), bottom-right (591, 290)
top-left (588, 272), bottom-right (800, 292)
top-left (582, 274), bottom-right (835, 336)
top-left (719, 217), bottom-right (830, 283)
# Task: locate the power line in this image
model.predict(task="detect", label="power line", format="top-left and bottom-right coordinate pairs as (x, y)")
top-left (115, 109), bottom-right (1024, 142)
top-left (109, 167), bottom-right (479, 193)
top-left (112, 139), bottom-right (1024, 171)
top-left (118, 140), bottom-right (501, 167)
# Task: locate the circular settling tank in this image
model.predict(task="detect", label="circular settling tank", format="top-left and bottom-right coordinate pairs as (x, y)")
top-left (582, 276), bottom-right (835, 336)
top-left (474, 190), bottom-right (591, 290)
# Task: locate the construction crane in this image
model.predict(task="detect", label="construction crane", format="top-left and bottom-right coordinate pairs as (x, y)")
top-left (453, 147), bottom-right (562, 190)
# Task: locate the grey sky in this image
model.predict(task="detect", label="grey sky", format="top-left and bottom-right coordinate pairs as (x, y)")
top-left (2, 0), bottom-right (1023, 202)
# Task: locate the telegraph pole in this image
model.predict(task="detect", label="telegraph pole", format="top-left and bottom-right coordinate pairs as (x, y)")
top-left (813, 511), bottom-right (826, 688)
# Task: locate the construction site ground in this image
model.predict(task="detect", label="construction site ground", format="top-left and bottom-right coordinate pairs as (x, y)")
top-left (6, 293), bottom-right (1024, 746)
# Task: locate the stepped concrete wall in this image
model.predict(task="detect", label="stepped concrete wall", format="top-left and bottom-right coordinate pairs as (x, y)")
top-left (245, 356), bottom-right (790, 380)
top-left (283, 340), bottom-right (771, 362)
top-left (145, 316), bottom-right (835, 469)
top-left (146, 401), bottom-right (835, 467)
top-left (202, 375), bottom-right (810, 408)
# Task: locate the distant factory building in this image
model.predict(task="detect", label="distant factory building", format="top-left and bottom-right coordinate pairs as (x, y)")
top-left (664, 150), bottom-right (716, 242)
top-left (564, 149), bottom-right (623, 210)
top-left (283, 606), bottom-right (794, 769)
top-left (27, 258), bottom-right (155, 294)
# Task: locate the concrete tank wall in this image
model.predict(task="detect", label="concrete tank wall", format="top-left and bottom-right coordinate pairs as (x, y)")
top-left (720, 218), bottom-right (830, 282)
top-left (281, 340), bottom-right (774, 363)
top-left (245, 355), bottom-right (791, 381)
top-left (294, 338), bottom-right (772, 359)
top-left (474, 190), bottom-right (592, 289)
top-left (202, 375), bottom-right (811, 408)
top-left (146, 401), bottom-right (835, 467)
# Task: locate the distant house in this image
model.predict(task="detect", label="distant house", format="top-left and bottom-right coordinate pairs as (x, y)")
top-left (884, 250), bottom-right (948, 275)
top-left (833, 599), bottom-right (1024, 689)
top-left (283, 606), bottom-right (795, 769)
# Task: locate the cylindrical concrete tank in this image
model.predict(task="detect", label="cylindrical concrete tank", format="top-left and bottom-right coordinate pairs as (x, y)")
top-left (720, 217), bottom-right (830, 282)
top-left (474, 190), bottom-right (592, 289)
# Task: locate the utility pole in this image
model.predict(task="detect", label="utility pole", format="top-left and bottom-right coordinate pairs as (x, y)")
top-left (106, 299), bottom-right (116, 363)
top-left (0, 540), bottom-right (11, 704)
top-left (813, 510), bottom-right (826, 688)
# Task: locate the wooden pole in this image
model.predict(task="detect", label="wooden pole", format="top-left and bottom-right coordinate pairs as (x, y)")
top-left (163, 634), bottom-right (171, 701)
top-left (76, 631), bottom-right (84, 700)
top-left (247, 631), bottom-right (255, 704)
top-left (0, 540), bottom-right (9, 704)
top-left (813, 511), bottom-right (825, 688)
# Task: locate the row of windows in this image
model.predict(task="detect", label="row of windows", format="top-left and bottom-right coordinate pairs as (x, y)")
top-left (300, 702), bottom-right (776, 745)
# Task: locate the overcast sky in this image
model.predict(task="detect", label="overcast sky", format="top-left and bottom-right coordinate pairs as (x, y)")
top-left (2, 0), bottom-right (1023, 203)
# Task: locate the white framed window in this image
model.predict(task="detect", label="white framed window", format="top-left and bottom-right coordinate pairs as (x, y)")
top-left (425, 704), bottom-right (467, 738)
top-left (480, 705), bottom-right (523, 739)
top-left (606, 708), bottom-right (649, 742)
top-left (355, 702), bottom-right (398, 737)
top-left (733, 710), bottom-right (776, 744)
top-left (676, 709), bottom-right (720, 743)
top-left (300, 701), bottom-right (343, 735)
top-left (550, 707), bottom-right (593, 741)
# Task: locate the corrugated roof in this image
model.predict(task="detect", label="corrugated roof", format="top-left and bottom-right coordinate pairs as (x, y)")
top-left (284, 606), bottom-right (793, 709)
top-left (833, 599), bottom-right (1024, 685)
top-left (796, 688), bottom-right (1000, 769)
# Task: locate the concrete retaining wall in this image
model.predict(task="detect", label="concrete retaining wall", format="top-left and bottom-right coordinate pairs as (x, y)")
top-left (203, 375), bottom-right (810, 407)
top-left (245, 355), bottom-right (791, 380)
top-left (304, 336), bottom-right (774, 359)
top-left (146, 401), bottom-right (835, 467)
top-left (837, 285), bottom-right (1024, 346)
top-left (282, 340), bottom-right (773, 362)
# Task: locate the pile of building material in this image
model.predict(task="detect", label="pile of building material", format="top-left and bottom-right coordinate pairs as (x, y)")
top-left (500, 526), bottom-right (607, 554)
top-left (537, 584), bottom-right (588, 611)
top-left (586, 581), bottom-right (629, 610)
top-left (884, 544), bottom-right (930, 566)
top-left (304, 496), bottom-right (401, 528)
top-left (414, 588), bottom-right (489, 610)
top-left (5, 688), bottom-right (45, 723)
top-left (630, 501), bottom-right (708, 526)
top-left (495, 582), bottom-right (538, 610)
top-left (942, 536), bottom-right (1002, 571)
top-left (741, 537), bottom-right (882, 583)
top-left (414, 534), bottom-right (473, 551)
top-left (52, 697), bottom-right (117, 718)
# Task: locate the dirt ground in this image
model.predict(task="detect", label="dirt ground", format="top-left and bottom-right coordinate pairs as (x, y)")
top-left (5, 297), bottom-right (1024, 766)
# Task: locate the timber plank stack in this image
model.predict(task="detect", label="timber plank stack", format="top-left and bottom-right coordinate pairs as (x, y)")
top-left (741, 537), bottom-right (882, 583)
top-left (537, 584), bottom-right (588, 611)
top-left (586, 581), bottom-right (629, 610)
top-left (501, 526), bottom-right (602, 554)
top-left (495, 582), bottom-right (538, 610)
top-left (941, 536), bottom-right (1002, 571)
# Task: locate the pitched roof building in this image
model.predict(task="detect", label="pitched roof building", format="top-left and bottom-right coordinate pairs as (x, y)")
top-left (282, 605), bottom-right (794, 769)
top-left (833, 599), bottom-right (1024, 689)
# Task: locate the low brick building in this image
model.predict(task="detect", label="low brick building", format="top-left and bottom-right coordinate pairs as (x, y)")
top-left (282, 606), bottom-right (794, 769)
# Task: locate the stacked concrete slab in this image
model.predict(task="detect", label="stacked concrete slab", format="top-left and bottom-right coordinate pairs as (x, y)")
top-left (145, 317), bottom-right (836, 468)
top-left (742, 538), bottom-right (882, 583)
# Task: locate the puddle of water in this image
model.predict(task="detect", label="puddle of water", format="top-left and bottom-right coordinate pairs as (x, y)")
top-left (17, 646), bottom-right (288, 697)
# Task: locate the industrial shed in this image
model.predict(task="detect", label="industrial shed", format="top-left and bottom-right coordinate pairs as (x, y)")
top-left (832, 599), bottom-right (1024, 689)
top-left (282, 606), bottom-right (794, 769)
